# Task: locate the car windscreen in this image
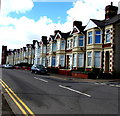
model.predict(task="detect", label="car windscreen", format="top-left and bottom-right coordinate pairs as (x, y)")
top-left (36, 65), bottom-right (45, 69)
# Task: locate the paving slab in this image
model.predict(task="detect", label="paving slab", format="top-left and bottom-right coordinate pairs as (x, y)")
top-left (49, 73), bottom-right (120, 83)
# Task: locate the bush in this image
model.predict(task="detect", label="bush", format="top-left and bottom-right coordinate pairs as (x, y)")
top-left (77, 68), bottom-right (85, 72)
top-left (47, 67), bottom-right (59, 74)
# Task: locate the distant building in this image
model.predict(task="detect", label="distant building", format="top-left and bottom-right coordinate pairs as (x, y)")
top-left (1, 46), bottom-right (7, 64)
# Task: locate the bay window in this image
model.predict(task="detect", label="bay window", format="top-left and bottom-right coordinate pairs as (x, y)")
top-left (79, 35), bottom-right (84, 46)
top-left (73, 54), bottom-right (77, 67)
top-left (73, 36), bottom-right (77, 47)
top-left (60, 55), bottom-right (64, 67)
top-left (42, 57), bottom-right (46, 66)
top-left (43, 46), bottom-right (46, 53)
top-left (37, 47), bottom-right (40, 54)
top-left (88, 31), bottom-right (92, 44)
top-left (47, 57), bottom-right (50, 66)
top-left (78, 53), bottom-right (84, 67)
top-left (95, 31), bottom-right (101, 43)
top-left (94, 51), bottom-right (101, 67)
top-left (37, 58), bottom-right (40, 64)
top-left (57, 41), bottom-right (60, 50)
top-left (87, 52), bottom-right (92, 66)
top-left (61, 40), bottom-right (65, 50)
top-left (53, 43), bottom-right (56, 52)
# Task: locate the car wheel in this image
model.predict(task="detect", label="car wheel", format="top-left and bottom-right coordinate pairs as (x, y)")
top-left (35, 71), bottom-right (38, 74)
top-left (31, 70), bottom-right (33, 73)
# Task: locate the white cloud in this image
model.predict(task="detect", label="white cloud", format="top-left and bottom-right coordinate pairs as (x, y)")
top-left (66, 0), bottom-right (120, 25)
top-left (0, 15), bottom-right (70, 48)
top-left (1, 0), bottom-right (34, 15)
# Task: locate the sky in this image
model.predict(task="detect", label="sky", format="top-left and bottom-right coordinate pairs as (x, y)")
top-left (0, 0), bottom-right (120, 63)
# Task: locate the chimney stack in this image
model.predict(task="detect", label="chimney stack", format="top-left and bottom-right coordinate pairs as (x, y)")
top-left (105, 2), bottom-right (118, 20)
top-left (111, 2), bottom-right (113, 6)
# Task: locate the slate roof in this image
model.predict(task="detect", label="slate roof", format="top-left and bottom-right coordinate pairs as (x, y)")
top-left (59, 31), bottom-right (71, 39)
top-left (91, 14), bottom-right (120, 28)
top-left (105, 14), bottom-right (120, 25)
top-left (91, 19), bottom-right (105, 28)
top-left (72, 21), bottom-right (86, 34)
top-left (49, 35), bottom-right (55, 41)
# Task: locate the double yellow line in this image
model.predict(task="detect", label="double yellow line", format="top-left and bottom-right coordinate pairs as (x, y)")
top-left (0, 79), bottom-right (35, 116)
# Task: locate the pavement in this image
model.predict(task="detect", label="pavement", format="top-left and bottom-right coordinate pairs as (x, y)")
top-left (0, 89), bottom-right (15, 116)
top-left (49, 73), bottom-right (120, 83)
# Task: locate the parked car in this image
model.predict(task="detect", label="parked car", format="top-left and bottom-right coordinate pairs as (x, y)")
top-left (2, 64), bottom-right (6, 68)
top-left (0, 65), bottom-right (2, 68)
top-left (31, 64), bottom-right (47, 74)
top-left (3, 64), bottom-right (14, 69)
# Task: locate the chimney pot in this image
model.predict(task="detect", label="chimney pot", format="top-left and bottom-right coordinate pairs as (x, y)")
top-left (111, 2), bottom-right (113, 6)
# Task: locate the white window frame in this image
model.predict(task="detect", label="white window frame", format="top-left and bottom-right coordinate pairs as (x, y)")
top-left (52, 43), bottom-right (57, 52)
top-left (67, 40), bottom-right (70, 49)
top-left (42, 57), bottom-right (46, 66)
top-left (73, 54), bottom-right (77, 67)
top-left (73, 36), bottom-right (77, 47)
top-left (37, 47), bottom-right (40, 54)
top-left (105, 29), bottom-right (111, 43)
top-left (78, 53), bottom-right (84, 67)
top-left (60, 55), bottom-right (65, 67)
top-left (87, 52), bottom-right (92, 67)
top-left (88, 31), bottom-right (92, 44)
top-left (43, 46), bottom-right (46, 53)
top-left (79, 35), bottom-right (84, 47)
top-left (95, 30), bottom-right (101, 44)
top-left (94, 51), bottom-right (101, 68)
top-left (61, 40), bottom-right (65, 50)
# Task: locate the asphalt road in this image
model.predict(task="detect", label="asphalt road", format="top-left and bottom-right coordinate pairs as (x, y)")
top-left (1, 69), bottom-right (119, 115)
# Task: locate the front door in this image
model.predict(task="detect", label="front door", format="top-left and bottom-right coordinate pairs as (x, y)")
top-left (66, 55), bottom-right (72, 69)
top-left (105, 51), bottom-right (110, 72)
top-left (66, 55), bottom-right (70, 69)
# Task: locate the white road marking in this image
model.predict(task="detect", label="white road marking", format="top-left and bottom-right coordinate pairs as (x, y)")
top-left (38, 78), bottom-right (48, 83)
top-left (34, 77), bottom-right (38, 79)
top-left (94, 82), bottom-right (120, 88)
top-left (34, 77), bottom-right (48, 83)
top-left (59, 85), bottom-right (91, 98)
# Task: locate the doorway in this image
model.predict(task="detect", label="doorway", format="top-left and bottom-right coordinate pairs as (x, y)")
top-left (105, 51), bottom-right (110, 72)
top-left (66, 55), bottom-right (70, 69)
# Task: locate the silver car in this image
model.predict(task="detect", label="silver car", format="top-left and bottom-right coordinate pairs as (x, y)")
top-left (3, 64), bottom-right (14, 69)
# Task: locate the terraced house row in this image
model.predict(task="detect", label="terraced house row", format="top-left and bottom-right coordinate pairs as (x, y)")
top-left (2, 2), bottom-right (120, 77)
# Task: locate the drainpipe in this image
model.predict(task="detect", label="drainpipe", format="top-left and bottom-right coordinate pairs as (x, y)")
top-left (81, 32), bottom-right (86, 70)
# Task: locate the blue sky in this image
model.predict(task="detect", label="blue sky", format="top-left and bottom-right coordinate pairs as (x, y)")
top-left (8, 2), bottom-right (73, 24)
